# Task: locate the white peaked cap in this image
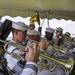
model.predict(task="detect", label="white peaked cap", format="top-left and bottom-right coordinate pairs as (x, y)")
top-left (46, 27), bottom-right (55, 33)
top-left (29, 22), bottom-right (35, 25)
top-left (65, 32), bottom-right (70, 36)
top-left (12, 22), bottom-right (28, 30)
top-left (27, 30), bottom-right (40, 35)
top-left (56, 27), bottom-right (63, 31)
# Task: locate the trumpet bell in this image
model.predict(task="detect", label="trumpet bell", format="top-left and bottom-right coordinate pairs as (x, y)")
top-left (39, 54), bottom-right (74, 74)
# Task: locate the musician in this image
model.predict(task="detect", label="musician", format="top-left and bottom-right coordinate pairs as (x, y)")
top-left (40, 27), bottom-right (55, 56)
top-left (54, 27), bottom-right (63, 38)
top-left (4, 22), bottom-right (28, 70)
top-left (64, 33), bottom-right (75, 75)
top-left (41, 27), bottom-right (55, 46)
top-left (27, 30), bottom-right (40, 42)
top-left (64, 32), bottom-right (75, 61)
top-left (61, 31), bottom-right (75, 52)
top-left (0, 43), bottom-right (39, 75)
top-left (54, 27), bottom-right (64, 46)
top-left (54, 29), bottom-right (75, 74)
top-left (64, 32), bottom-right (70, 38)
top-left (28, 22), bottom-right (35, 30)
top-left (25, 22), bottom-right (35, 43)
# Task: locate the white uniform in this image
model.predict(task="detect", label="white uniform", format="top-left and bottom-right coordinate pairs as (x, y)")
top-left (11, 61), bottom-right (38, 75)
top-left (4, 40), bottom-right (20, 70)
top-left (37, 68), bottom-right (65, 75)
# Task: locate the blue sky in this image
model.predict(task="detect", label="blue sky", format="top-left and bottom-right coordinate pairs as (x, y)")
top-left (1, 15), bottom-right (75, 37)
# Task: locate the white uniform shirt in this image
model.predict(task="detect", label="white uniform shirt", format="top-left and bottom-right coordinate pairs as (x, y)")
top-left (4, 40), bottom-right (20, 70)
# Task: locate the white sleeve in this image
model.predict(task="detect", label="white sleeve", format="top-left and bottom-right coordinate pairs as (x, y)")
top-left (21, 62), bottom-right (38, 75)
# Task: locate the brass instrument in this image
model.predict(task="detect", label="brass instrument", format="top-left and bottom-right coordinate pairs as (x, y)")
top-left (63, 40), bottom-right (75, 46)
top-left (0, 39), bottom-right (74, 73)
top-left (54, 46), bottom-right (68, 54)
top-left (39, 54), bottom-right (74, 73)
top-left (0, 39), bottom-right (27, 52)
top-left (30, 11), bottom-right (40, 25)
top-left (64, 34), bottom-right (72, 41)
top-left (63, 35), bottom-right (75, 46)
top-left (45, 45), bottom-right (68, 55)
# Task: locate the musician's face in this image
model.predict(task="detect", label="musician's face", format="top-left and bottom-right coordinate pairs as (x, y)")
top-left (29, 25), bottom-right (35, 30)
top-left (28, 35), bottom-right (40, 42)
top-left (45, 32), bottom-right (54, 40)
top-left (56, 31), bottom-right (62, 36)
top-left (17, 30), bottom-right (27, 42)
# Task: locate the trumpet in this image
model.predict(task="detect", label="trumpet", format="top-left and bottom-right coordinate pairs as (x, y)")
top-left (64, 35), bottom-right (72, 41)
top-left (39, 54), bottom-right (74, 73)
top-left (0, 39), bottom-right (74, 73)
top-left (45, 45), bottom-right (68, 56)
top-left (54, 46), bottom-right (68, 54)
top-left (63, 40), bottom-right (75, 46)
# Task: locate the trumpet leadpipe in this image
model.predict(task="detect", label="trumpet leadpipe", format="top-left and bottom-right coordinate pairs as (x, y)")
top-left (0, 39), bottom-right (27, 52)
top-left (0, 39), bottom-right (39, 52)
